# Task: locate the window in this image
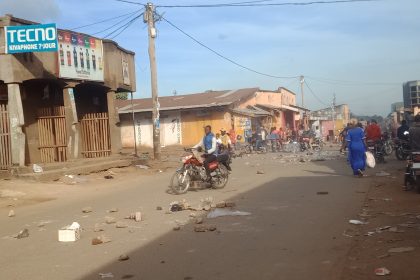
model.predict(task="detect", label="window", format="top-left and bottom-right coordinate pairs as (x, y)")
top-left (411, 86), bottom-right (417, 92)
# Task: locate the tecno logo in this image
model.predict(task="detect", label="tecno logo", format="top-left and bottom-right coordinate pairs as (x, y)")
top-left (7, 27), bottom-right (56, 43)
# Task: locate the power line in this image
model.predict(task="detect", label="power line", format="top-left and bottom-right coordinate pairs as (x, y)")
top-left (69, 10), bottom-right (141, 30)
top-left (91, 11), bottom-right (143, 36)
top-left (104, 14), bottom-right (143, 39)
top-left (156, 0), bottom-right (380, 8)
top-left (114, 0), bottom-right (145, 5)
top-left (304, 80), bottom-right (329, 106)
top-left (160, 15), bottom-right (298, 79)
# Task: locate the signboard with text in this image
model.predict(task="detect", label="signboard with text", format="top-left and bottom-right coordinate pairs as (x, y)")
top-left (57, 30), bottom-right (104, 81)
top-left (4, 23), bottom-right (58, 54)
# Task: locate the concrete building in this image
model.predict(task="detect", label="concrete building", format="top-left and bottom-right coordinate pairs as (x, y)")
top-left (403, 81), bottom-right (420, 118)
top-left (309, 104), bottom-right (350, 140)
top-left (117, 87), bottom-right (300, 148)
top-left (0, 15), bottom-right (136, 171)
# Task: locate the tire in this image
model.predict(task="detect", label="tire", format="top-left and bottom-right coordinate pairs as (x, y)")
top-left (396, 147), bottom-right (405, 161)
top-left (384, 143), bottom-right (393, 156)
top-left (170, 169), bottom-right (191, 194)
top-left (211, 165), bottom-right (229, 189)
top-left (245, 145), bottom-right (252, 154)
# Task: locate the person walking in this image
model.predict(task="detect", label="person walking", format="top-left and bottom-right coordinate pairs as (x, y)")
top-left (346, 121), bottom-right (367, 177)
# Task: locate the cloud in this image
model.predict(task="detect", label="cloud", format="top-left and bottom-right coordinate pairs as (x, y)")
top-left (0, 0), bottom-right (60, 22)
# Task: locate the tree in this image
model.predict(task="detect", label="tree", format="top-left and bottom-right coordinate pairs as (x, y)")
top-left (115, 92), bottom-right (129, 100)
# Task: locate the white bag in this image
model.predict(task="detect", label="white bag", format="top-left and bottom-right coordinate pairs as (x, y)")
top-left (365, 151), bottom-right (376, 168)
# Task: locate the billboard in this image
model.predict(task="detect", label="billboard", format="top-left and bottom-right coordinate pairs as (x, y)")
top-left (4, 23), bottom-right (58, 54)
top-left (57, 30), bottom-right (104, 81)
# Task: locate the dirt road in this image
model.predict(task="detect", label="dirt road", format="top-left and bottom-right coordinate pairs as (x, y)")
top-left (0, 150), bottom-right (409, 280)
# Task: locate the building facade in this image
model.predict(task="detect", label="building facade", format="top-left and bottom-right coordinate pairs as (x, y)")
top-left (0, 15), bottom-right (136, 170)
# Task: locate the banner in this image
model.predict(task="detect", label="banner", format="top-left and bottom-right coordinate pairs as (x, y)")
top-left (57, 30), bottom-right (104, 81)
top-left (4, 23), bottom-right (58, 54)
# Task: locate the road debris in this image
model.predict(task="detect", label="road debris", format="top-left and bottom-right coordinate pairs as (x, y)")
top-left (170, 200), bottom-right (189, 212)
top-left (156, 206), bottom-right (163, 211)
top-left (216, 201), bottom-right (227, 208)
top-left (225, 201), bottom-right (236, 207)
top-left (99, 272), bottom-right (114, 278)
top-left (82, 207), bottom-right (93, 213)
top-left (377, 254), bottom-right (390, 259)
top-left (116, 222), bottom-right (128, 228)
top-left (94, 224), bottom-right (105, 232)
top-left (374, 267), bottom-right (391, 276)
top-left (8, 210), bottom-right (15, 217)
top-left (317, 192), bottom-right (329, 195)
top-left (105, 217), bottom-right (116, 224)
top-left (118, 254), bottom-right (130, 261)
top-left (195, 217), bottom-right (204, 224)
top-left (376, 171), bottom-right (391, 177)
top-left (376, 226), bottom-right (392, 233)
top-left (256, 170), bottom-right (265, 174)
top-left (62, 175), bottom-right (87, 185)
top-left (104, 175), bottom-right (114, 179)
top-left (107, 208), bottom-right (119, 213)
top-left (136, 165), bottom-right (150, 170)
top-left (207, 208), bottom-right (251, 218)
top-left (173, 226), bottom-right (181, 231)
top-left (349, 219), bottom-right (368, 225)
top-left (32, 164), bottom-right (43, 173)
top-left (16, 229), bottom-right (29, 239)
top-left (58, 222), bottom-right (81, 242)
top-left (194, 224), bottom-right (217, 232)
top-left (92, 235), bottom-right (112, 245)
top-left (125, 212), bottom-right (142, 222)
top-left (388, 247), bottom-right (415, 253)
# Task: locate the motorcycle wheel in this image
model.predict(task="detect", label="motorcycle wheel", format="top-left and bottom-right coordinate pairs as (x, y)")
top-left (395, 148), bottom-right (405, 161)
top-left (384, 143), bottom-right (393, 156)
top-left (245, 145), bottom-right (253, 154)
top-left (211, 165), bottom-right (229, 189)
top-left (170, 169), bottom-right (191, 194)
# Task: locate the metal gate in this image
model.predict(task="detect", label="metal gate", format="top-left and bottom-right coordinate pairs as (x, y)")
top-left (37, 106), bottom-right (68, 163)
top-left (0, 103), bottom-right (12, 169)
top-left (80, 113), bottom-right (111, 158)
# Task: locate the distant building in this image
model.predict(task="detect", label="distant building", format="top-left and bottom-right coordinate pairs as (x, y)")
top-left (403, 80), bottom-right (420, 116)
top-left (309, 104), bottom-right (350, 140)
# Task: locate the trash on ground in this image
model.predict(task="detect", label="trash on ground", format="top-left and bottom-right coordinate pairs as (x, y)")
top-left (58, 222), bottom-right (81, 242)
top-left (170, 200), bottom-right (189, 212)
top-left (92, 235), bottom-right (112, 245)
top-left (8, 210), bottom-right (15, 217)
top-left (207, 208), bottom-right (251, 219)
top-left (374, 267), bottom-right (391, 276)
top-left (104, 175), bottom-right (114, 179)
top-left (317, 192), bottom-right (329, 195)
top-left (194, 224), bottom-right (217, 232)
top-left (388, 247), bottom-right (415, 253)
top-left (32, 164), bottom-right (43, 173)
top-left (125, 212), bottom-right (142, 222)
top-left (107, 208), bottom-right (119, 213)
top-left (136, 165), bottom-right (150, 170)
top-left (82, 207), bottom-right (93, 213)
top-left (16, 229), bottom-right (29, 239)
top-left (62, 175), bottom-right (87, 185)
top-left (376, 171), bottom-right (391, 177)
top-left (173, 226), bottom-right (181, 231)
top-left (256, 170), bottom-right (265, 174)
top-left (156, 206), bottom-right (163, 211)
top-left (349, 219), bottom-right (368, 225)
top-left (99, 272), bottom-right (114, 278)
top-left (105, 217), bottom-right (116, 224)
top-left (118, 254), bottom-right (130, 261)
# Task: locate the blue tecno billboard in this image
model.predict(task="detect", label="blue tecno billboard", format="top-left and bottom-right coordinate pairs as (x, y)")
top-left (4, 23), bottom-right (58, 54)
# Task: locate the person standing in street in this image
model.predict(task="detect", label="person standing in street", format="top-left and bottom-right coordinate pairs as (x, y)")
top-left (346, 121), bottom-right (367, 177)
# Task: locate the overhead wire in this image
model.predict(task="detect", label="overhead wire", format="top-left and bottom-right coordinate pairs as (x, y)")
top-left (160, 15), bottom-right (298, 79)
top-left (104, 13), bottom-right (143, 39)
top-left (304, 80), bottom-right (329, 106)
top-left (91, 10), bottom-right (144, 36)
top-left (306, 76), bottom-right (401, 86)
top-left (69, 10), bottom-right (142, 30)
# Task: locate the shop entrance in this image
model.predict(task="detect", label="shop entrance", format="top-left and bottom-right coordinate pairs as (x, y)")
top-left (0, 84), bottom-right (11, 169)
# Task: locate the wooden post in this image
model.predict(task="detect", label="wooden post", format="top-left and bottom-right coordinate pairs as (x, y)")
top-left (107, 90), bottom-right (122, 154)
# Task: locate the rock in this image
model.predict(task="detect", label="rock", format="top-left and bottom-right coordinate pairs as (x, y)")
top-left (195, 217), bottom-right (204, 224)
top-left (203, 205), bottom-right (211, 211)
top-left (104, 175), bottom-right (114, 179)
top-left (173, 226), bottom-right (181, 231)
top-left (116, 222), bottom-right (128, 228)
top-left (118, 254), bottom-right (130, 261)
top-left (256, 170), bottom-right (265, 175)
top-left (207, 225), bottom-right (217, 231)
top-left (82, 207), bottom-right (93, 213)
top-left (92, 235), bottom-right (111, 245)
top-left (16, 229), bottom-right (29, 239)
top-left (225, 201), bottom-right (236, 207)
top-left (105, 217), bottom-right (116, 224)
top-left (317, 192), bottom-right (329, 195)
top-left (216, 202), bottom-right (226, 208)
top-left (194, 225), bottom-right (207, 232)
top-left (156, 206), bottom-right (163, 211)
top-left (125, 212), bottom-right (142, 222)
top-left (108, 208), bottom-right (119, 213)
top-left (374, 267), bottom-right (391, 276)
top-left (8, 210), bottom-right (15, 217)
top-left (388, 247), bottom-right (415, 253)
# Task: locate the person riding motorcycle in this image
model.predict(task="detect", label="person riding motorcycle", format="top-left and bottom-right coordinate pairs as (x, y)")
top-left (365, 119), bottom-right (382, 142)
top-left (409, 115), bottom-right (420, 151)
top-left (397, 120), bottom-right (410, 141)
top-left (193, 125), bottom-right (217, 180)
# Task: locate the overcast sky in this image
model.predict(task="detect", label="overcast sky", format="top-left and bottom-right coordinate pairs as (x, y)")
top-left (2, 0), bottom-right (419, 116)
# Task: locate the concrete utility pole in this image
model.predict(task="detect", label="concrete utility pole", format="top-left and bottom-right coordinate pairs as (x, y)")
top-left (300, 75), bottom-right (305, 108)
top-left (145, 2), bottom-right (161, 160)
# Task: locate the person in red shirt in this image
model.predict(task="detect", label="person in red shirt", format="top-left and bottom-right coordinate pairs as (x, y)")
top-left (365, 119), bottom-right (382, 142)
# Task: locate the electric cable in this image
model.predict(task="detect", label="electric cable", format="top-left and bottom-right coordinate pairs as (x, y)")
top-left (104, 14), bottom-right (143, 39)
top-left (304, 80), bottom-right (329, 106)
top-left (91, 10), bottom-right (144, 36)
top-left (69, 10), bottom-right (142, 30)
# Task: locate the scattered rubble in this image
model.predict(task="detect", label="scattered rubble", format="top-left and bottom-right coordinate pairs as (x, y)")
top-left (58, 222), bottom-right (81, 242)
top-left (195, 217), bottom-right (204, 224)
top-left (194, 224), bottom-right (216, 232)
top-left (8, 210), bottom-right (15, 217)
top-left (94, 224), bottom-right (105, 232)
top-left (82, 207), bottom-right (93, 213)
top-left (388, 247), bottom-right (415, 253)
top-left (107, 208), bottom-right (119, 213)
top-left (116, 222), bottom-right (128, 228)
top-left (256, 170), bottom-right (265, 175)
top-left (374, 267), bottom-right (391, 276)
top-left (118, 254), bottom-right (130, 261)
top-left (349, 220), bottom-right (368, 225)
top-left (104, 175), bottom-right (114, 179)
top-left (16, 229), bottom-right (29, 239)
top-left (92, 235), bottom-right (112, 245)
top-left (105, 217), bottom-right (116, 224)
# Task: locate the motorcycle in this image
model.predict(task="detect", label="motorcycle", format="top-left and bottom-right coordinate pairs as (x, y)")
top-left (382, 132), bottom-right (394, 156)
top-left (170, 148), bottom-right (230, 194)
top-left (404, 151), bottom-right (420, 193)
top-left (366, 140), bottom-right (386, 164)
top-left (311, 138), bottom-right (324, 152)
top-left (395, 138), bottom-right (411, 161)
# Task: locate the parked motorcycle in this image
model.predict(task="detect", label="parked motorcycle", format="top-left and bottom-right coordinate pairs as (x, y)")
top-left (366, 140), bottom-right (386, 164)
top-left (311, 138), bottom-right (324, 152)
top-left (382, 132), bottom-right (394, 156)
top-left (404, 151), bottom-right (420, 193)
top-left (395, 138), bottom-right (411, 161)
top-left (170, 148), bottom-right (230, 194)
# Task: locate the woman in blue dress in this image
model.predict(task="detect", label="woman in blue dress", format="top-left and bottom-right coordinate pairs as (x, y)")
top-left (346, 122), bottom-right (366, 177)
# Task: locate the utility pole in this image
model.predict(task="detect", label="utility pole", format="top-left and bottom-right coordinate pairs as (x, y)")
top-left (332, 93), bottom-right (336, 142)
top-left (130, 91), bottom-right (138, 157)
top-left (300, 75), bottom-right (305, 108)
top-left (145, 2), bottom-right (161, 160)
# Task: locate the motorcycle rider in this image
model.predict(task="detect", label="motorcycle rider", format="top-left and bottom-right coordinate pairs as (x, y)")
top-left (366, 119), bottom-right (382, 142)
top-left (193, 125), bottom-right (217, 180)
top-left (397, 120), bottom-right (410, 141)
top-left (409, 115), bottom-right (420, 151)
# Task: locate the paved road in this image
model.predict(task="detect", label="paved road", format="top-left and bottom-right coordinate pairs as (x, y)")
top-left (0, 152), bottom-right (370, 280)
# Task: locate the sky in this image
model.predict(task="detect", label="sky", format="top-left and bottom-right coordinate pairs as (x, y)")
top-left (1, 0), bottom-right (419, 116)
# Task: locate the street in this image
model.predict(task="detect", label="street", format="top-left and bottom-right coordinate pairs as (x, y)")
top-left (0, 149), bottom-right (379, 280)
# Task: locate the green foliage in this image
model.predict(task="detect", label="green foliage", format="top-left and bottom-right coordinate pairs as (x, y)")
top-left (115, 92), bottom-right (129, 100)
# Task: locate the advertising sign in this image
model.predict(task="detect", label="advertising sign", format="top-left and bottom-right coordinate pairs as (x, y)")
top-left (57, 30), bottom-right (104, 81)
top-left (4, 23), bottom-right (58, 54)
top-left (122, 56), bottom-right (130, 85)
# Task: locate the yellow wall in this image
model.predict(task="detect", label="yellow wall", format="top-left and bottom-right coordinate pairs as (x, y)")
top-left (181, 110), bottom-right (232, 146)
